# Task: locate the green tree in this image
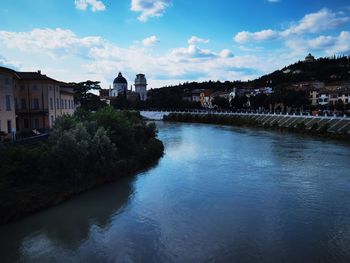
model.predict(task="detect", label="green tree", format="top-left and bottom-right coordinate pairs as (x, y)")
top-left (73, 81), bottom-right (105, 111)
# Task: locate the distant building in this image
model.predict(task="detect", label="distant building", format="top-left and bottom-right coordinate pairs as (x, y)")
top-left (305, 53), bottom-right (316, 63)
top-left (126, 90), bottom-right (140, 102)
top-left (100, 88), bottom-right (111, 98)
top-left (229, 88), bottom-right (237, 102)
top-left (112, 72), bottom-right (128, 97)
top-left (310, 85), bottom-right (350, 106)
top-left (318, 92), bottom-right (329, 106)
top-left (134, 74), bottom-right (147, 101)
top-left (191, 89), bottom-right (205, 102)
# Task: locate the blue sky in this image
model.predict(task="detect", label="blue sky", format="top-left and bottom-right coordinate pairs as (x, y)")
top-left (0, 0), bottom-right (350, 89)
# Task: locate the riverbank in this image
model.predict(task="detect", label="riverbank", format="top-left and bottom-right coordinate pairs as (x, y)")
top-left (163, 113), bottom-right (350, 142)
top-left (0, 108), bottom-right (164, 225)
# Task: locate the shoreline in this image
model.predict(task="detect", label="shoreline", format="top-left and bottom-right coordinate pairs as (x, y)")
top-left (0, 140), bottom-right (164, 226)
top-left (163, 113), bottom-right (350, 143)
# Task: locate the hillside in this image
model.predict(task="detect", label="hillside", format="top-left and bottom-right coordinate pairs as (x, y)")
top-left (252, 56), bottom-right (350, 88)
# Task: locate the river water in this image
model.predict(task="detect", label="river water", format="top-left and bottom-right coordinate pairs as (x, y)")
top-left (1, 122), bottom-right (350, 263)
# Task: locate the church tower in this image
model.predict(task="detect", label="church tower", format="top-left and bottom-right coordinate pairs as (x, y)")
top-left (134, 74), bottom-right (147, 101)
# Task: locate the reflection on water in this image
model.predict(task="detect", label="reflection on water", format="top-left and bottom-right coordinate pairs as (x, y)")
top-left (1, 122), bottom-right (350, 262)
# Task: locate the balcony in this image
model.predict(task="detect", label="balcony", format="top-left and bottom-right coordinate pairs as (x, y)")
top-left (16, 108), bottom-right (49, 115)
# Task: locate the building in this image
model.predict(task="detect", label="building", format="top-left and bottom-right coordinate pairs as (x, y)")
top-left (0, 66), bottom-right (75, 138)
top-left (309, 90), bottom-right (319, 106)
top-left (191, 89), bottom-right (205, 102)
top-left (200, 90), bottom-right (214, 108)
top-left (0, 67), bottom-right (17, 137)
top-left (229, 88), bottom-right (236, 102)
top-left (134, 74), bottom-right (147, 101)
top-left (305, 53), bottom-right (316, 63)
top-left (112, 72), bottom-right (128, 97)
top-left (318, 92), bottom-right (329, 106)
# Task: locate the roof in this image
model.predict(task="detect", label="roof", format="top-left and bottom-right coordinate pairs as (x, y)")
top-left (16, 71), bottom-right (59, 82)
top-left (113, 72), bottom-right (127, 84)
top-left (0, 66), bottom-right (20, 78)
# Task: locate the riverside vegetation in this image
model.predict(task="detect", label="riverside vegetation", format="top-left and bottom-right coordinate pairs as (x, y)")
top-left (164, 113), bottom-right (350, 141)
top-left (0, 107), bottom-right (164, 225)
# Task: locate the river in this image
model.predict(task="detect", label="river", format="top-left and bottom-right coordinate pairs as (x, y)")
top-left (1, 122), bottom-right (350, 263)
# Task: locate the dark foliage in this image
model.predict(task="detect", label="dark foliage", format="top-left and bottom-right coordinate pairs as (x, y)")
top-left (0, 108), bottom-right (164, 224)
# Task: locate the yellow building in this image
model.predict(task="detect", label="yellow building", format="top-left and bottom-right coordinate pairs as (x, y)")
top-left (0, 66), bottom-right (75, 138)
top-left (0, 67), bottom-right (17, 137)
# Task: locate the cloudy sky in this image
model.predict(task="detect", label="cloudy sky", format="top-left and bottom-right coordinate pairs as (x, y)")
top-left (0, 0), bottom-right (350, 89)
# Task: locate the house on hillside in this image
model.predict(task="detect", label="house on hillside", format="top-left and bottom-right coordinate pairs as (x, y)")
top-left (199, 90), bottom-right (214, 108)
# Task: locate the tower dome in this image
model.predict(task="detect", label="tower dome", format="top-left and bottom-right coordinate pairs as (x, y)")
top-left (113, 72), bottom-right (127, 84)
top-left (112, 72), bottom-right (128, 97)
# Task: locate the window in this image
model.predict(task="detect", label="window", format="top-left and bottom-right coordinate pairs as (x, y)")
top-left (57, 98), bottom-right (59, 109)
top-left (50, 98), bottom-right (53, 110)
top-left (61, 99), bottom-right (63, 109)
top-left (6, 95), bottom-right (11, 111)
top-left (68, 100), bottom-right (71, 109)
top-left (33, 98), bottom-right (39, 110)
top-left (7, 120), bottom-right (12, 133)
top-left (15, 98), bottom-right (18, 110)
top-left (51, 115), bottom-right (54, 126)
top-left (32, 84), bottom-right (38, 91)
top-left (21, 99), bottom-right (27, 110)
top-left (33, 119), bottom-right (39, 129)
top-left (24, 119), bottom-right (29, 129)
top-left (65, 99), bottom-right (67, 109)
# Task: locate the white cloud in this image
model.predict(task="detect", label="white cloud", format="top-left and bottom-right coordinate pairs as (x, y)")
top-left (0, 28), bottom-right (102, 56)
top-left (307, 35), bottom-right (335, 49)
top-left (219, 49), bottom-right (234, 58)
top-left (234, 9), bottom-right (349, 44)
top-left (0, 27), bottom-right (297, 89)
top-left (131, 0), bottom-right (172, 22)
top-left (74, 0), bottom-right (106, 12)
top-left (281, 8), bottom-right (349, 36)
top-left (286, 31), bottom-right (350, 55)
top-left (234, 29), bottom-right (279, 44)
top-left (188, 36), bottom-right (210, 45)
top-left (142, 35), bottom-right (159, 46)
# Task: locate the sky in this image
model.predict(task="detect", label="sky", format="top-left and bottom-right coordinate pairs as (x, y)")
top-left (0, 0), bottom-right (350, 89)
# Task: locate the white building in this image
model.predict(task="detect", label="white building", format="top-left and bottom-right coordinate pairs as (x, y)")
top-left (112, 72), bottom-right (128, 97)
top-left (134, 74), bottom-right (147, 101)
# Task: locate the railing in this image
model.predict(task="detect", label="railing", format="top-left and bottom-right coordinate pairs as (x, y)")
top-left (1, 133), bottom-right (49, 147)
top-left (140, 109), bottom-right (350, 121)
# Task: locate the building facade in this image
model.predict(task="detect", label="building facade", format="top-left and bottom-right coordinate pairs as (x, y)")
top-left (0, 67), bottom-right (17, 136)
top-left (0, 66), bottom-right (75, 138)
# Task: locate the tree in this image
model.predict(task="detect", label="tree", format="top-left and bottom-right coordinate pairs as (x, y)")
top-left (73, 81), bottom-right (103, 110)
top-left (212, 97), bottom-right (229, 109)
